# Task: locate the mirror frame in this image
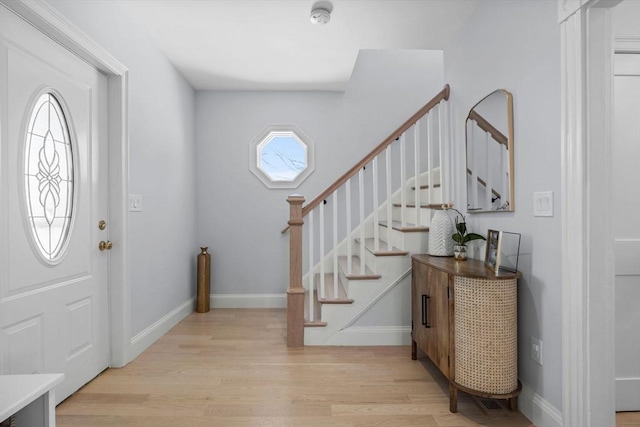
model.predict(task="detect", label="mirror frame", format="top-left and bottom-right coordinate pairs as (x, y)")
top-left (465, 89), bottom-right (514, 213)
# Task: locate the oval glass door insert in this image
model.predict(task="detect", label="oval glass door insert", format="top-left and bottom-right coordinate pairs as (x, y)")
top-left (24, 93), bottom-right (75, 262)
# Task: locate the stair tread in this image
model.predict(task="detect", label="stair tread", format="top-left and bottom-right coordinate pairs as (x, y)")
top-left (355, 237), bottom-right (409, 256)
top-left (411, 183), bottom-right (441, 190)
top-left (304, 320), bottom-right (327, 327)
top-left (338, 256), bottom-right (381, 280)
top-left (314, 273), bottom-right (354, 303)
top-left (379, 220), bottom-right (429, 232)
top-left (392, 203), bottom-right (442, 209)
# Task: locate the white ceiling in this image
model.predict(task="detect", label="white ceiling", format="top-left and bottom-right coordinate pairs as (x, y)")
top-left (118, 0), bottom-right (480, 91)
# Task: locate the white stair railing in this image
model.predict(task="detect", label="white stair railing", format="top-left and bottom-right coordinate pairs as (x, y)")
top-left (285, 84), bottom-right (451, 347)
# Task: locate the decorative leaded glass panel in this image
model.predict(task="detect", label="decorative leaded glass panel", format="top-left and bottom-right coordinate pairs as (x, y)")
top-left (24, 93), bottom-right (75, 262)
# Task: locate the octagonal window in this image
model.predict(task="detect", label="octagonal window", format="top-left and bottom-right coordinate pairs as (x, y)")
top-left (250, 125), bottom-right (314, 189)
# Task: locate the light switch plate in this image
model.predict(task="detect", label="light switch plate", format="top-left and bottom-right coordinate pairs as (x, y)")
top-left (533, 191), bottom-right (553, 217)
top-left (129, 194), bottom-right (142, 212)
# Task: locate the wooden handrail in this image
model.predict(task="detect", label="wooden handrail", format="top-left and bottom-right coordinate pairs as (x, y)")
top-left (280, 84), bottom-right (450, 233)
top-left (302, 84), bottom-right (449, 219)
top-left (468, 110), bottom-right (508, 147)
top-left (281, 84), bottom-right (449, 233)
top-left (466, 167), bottom-right (502, 199)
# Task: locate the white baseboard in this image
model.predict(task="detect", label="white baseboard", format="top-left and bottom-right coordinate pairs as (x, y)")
top-left (210, 293), bottom-right (286, 308)
top-left (128, 297), bottom-right (196, 362)
top-left (616, 377), bottom-right (640, 411)
top-left (519, 383), bottom-right (563, 427)
top-left (307, 326), bottom-right (411, 346)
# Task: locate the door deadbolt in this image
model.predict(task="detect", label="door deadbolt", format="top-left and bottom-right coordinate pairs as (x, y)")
top-left (98, 220), bottom-right (107, 230)
top-left (99, 241), bottom-right (113, 251)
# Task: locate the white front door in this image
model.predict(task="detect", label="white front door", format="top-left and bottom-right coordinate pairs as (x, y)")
top-left (614, 52), bottom-right (640, 412)
top-left (0, 5), bottom-right (110, 403)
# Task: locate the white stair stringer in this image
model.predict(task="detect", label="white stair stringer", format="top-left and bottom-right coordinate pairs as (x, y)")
top-left (305, 268), bottom-right (412, 346)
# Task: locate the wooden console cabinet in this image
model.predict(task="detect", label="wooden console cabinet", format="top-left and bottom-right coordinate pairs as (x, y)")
top-left (411, 255), bottom-right (521, 412)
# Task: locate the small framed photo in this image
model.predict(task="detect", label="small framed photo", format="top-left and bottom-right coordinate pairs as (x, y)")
top-left (484, 230), bottom-right (522, 273)
top-left (496, 231), bottom-right (521, 273)
top-left (485, 229), bottom-right (501, 272)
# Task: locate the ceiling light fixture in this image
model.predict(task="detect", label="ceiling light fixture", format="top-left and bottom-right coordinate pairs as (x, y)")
top-left (310, 1), bottom-right (332, 25)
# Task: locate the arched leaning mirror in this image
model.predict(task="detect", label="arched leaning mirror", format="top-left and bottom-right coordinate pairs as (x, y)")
top-left (465, 89), bottom-right (514, 212)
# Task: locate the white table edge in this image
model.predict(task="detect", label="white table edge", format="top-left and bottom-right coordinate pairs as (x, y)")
top-left (0, 374), bottom-right (64, 421)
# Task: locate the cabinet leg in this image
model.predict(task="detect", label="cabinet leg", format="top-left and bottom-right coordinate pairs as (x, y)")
top-left (411, 340), bottom-right (417, 360)
top-left (508, 396), bottom-right (518, 411)
top-left (449, 383), bottom-right (458, 413)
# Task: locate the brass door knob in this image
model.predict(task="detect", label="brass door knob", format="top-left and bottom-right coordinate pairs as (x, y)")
top-left (99, 241), bottom-right (113, 251)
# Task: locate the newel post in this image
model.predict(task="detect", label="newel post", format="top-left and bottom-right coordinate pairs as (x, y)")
top-left (286, 195), bottom-right (305, 347)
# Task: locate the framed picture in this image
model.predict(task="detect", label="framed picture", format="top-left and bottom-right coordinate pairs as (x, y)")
top-left (484, 230), bottom-right (522, 273)
top-left (485, 229), bottom-right (501, 272)
top-left (497, 231), bottom-right (521, 273)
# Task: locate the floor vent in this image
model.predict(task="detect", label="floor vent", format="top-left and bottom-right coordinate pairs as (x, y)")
top-left (472, 396), bottom-right (510, 416)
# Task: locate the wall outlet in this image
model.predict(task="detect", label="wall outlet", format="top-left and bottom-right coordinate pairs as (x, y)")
top-left (530, 336), bottom-right (543, 365)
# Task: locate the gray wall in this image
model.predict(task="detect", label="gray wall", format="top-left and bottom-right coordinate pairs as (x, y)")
top-left (195, 50), bottom-right (444, 297)
top-left (444, 0), bottom-right (562, 412)
top-left (48, 0), bottom-right (199, 337)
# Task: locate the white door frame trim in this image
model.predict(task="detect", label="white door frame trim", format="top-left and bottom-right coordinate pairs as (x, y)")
top-left (0, 0), bottom-right (132, 367)
top-left (559, 0), bottom-right (621, 426)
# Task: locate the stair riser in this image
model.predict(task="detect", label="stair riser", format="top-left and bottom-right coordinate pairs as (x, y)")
top-left (391, 206), bottom-right (433, 226)
top-left (337, 267), bottom-right (379, 296)
top-left (320, 281), bottom-right (393, 323)
top-left (418, 187), bottom-right (443, 205)
top-left (378, 225), bottom-right (428, 254)
top-left (306, 327), bottom-right (411, 346)
top-left (354, 241), bottom-right (411, 273)
top-left (369, 255), bottom-right (411, 276)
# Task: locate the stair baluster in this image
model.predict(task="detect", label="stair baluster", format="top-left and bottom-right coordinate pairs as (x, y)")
top-left (346, 179), bottom-right (353, 276)
top-left (400, 134), bottom-right (407, 228)
top-left (319, 202), bottom-right (325, 300)
top-left (414, 122), bottom-right (421, 226)
top-left (427, 113), bottom-right (434, 206)
top-left (372, 157), bottom-right (380, 252)
top-left (332, 192), bottom-right (339, 299)
top-left (385, 146), bottom-right (393, 247)
top-left (358, 168), bottom-right (366, 276)
top-left (308, 209), bottom-right (314, 322)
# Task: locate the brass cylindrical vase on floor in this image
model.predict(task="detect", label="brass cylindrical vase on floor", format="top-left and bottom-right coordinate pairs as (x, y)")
top-left (196, 247), bottom-right (211, 313)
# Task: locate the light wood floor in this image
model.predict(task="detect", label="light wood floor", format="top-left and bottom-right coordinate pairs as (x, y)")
top-left (56, 308), bottom-right (636, 427)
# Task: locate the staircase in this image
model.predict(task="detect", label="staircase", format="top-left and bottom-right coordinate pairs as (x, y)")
top-left (285, 85), bottom-right (451, 347)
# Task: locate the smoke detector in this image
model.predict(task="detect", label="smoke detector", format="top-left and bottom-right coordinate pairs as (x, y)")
top-left (310, 2), bottom-right (332, 25)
